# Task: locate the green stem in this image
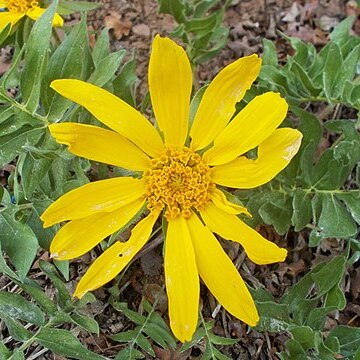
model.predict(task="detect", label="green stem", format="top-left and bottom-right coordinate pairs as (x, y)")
top-left (0, 92), bottom-right (48, 124)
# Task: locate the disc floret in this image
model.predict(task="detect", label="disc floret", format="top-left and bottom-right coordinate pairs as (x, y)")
top-left (145, 147), bottom-right (213, 219)
top-left (5, 0), bottom-right (38, 12)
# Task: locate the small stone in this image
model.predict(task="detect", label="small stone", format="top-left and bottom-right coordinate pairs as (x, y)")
top-left (132, 23), bottom-right (150, 38)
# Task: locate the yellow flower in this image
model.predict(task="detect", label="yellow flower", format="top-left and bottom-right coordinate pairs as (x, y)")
top-left (0, 0), bottom-right (63, 31)
top-left (41, 35), bottom-right (302, 342)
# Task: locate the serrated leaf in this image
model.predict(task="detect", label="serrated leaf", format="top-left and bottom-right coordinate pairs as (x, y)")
top-left (0, 210), bottom-right (38, 279)
top-left (35, 328), bottom-right (104, 359)
top-left (20, 0), bottom-right (58, 112)
top-left (0, 292), bottom-right (44, 326)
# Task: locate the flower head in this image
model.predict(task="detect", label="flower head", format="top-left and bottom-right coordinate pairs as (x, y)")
top-left (41, 35), bottom-right (302, 342)
top-left (0, 0), bottom-right (63, 31)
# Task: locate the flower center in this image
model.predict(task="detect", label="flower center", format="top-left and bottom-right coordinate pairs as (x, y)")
top-left (145, 147), bottom-right (213, 220)
top-left (5, 0), bottom-right (38, 12)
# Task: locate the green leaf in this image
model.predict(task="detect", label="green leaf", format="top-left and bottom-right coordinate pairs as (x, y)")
top-left (328, 325), bottom-right (360, 357)
top-left (71, 311), bottom-right (100, 334)
top-left (322, 42), bottom-right (342, 102)
top-left (291, 189), bottom-right (312, 231)
top-left (135, 333), bottom-right (155, 357)
top-left (35, 328), bottom-right (104, 359)
top-left (317, 194), bottom-right (357, 239)
top-left (311, 256), bottom-right (346, 296)
top-left (0, 292), bottom-right (44, 326)
top-left (44, 16), bottom-right (93, 120)
top-left (0, 125), bottom-right (44, 167)
top-left (0, 240), bottom-right (19, 280)
top-left (113, 53), bottom-right (138, 106)
top-left (26, 199), bottom-right (58, 250)
top-left (189, 84), bottom-right (208, 127)
top-left (335, 192), bottom-right (360, 224)
top-left (0, 210), bottom-right (38, 279)
top-left (8, 349), bottom-right (25, 360)
top-left (158, 0), bottom-right (186, 23)
top-left (58, 0), bottom-right (100, 14)
top-left (20, 0), bottom-right (58, 113)
top-left (255, 301), bottom-right (291, 332)
top-left (332, 44), bottom-right (360, 98)
top-left (18, 153), bottom-right (52, 199)
top-left (0, 312), bottom-right (32, 341)
top-left (330, 16), bottom-right (356, 45)
top-left (262, 39), bottom-right (278, 66)
top-left (258, 193), bottom-right (292, 235)
top-left (17, 278), bottom-right (58, 315)
top-left (92, 28), bottom-right (110, 65)
top-left (111, 329), bottom-right (139, 342)
top-left (143, 321), bottom-right (176, 349)
top-left (115, 347), bottom-right (145, 360)
top-left (88, 50), bottom-right (125, 86)
top-left (39, 260), bottom-right (71, 309)
top-left (112, 302), bottom-right (147, 325)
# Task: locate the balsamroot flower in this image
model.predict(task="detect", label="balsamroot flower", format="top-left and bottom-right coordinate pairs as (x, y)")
top-left (41, 35), bottom-right (302, 342)
top-left (0, 0), bottom-right (63, 31)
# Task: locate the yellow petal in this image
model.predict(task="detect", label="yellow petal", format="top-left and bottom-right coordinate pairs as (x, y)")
top-left (149, 35), bottom-right (192, 147)
top-left (212, 128), bottom-right (302, 188)
top-left (0, 11), bottom-right (24, 31)
top-left (50, 198), bottom-right (145, 260)
top-left (41, 177), bottom-right (146, 228)
top-left (26, 7), bottom-right (63, 27)
top-left (190, 54), bottom-right (261, 151)
top-left (50, 79), bottom-right (165, 157)
top-left (210, 187), bottom-right (251, 216)
top-left (186, 213), bottom-right (259, 326)
top-left (48, 123), bottom-right (151, 171)
top-left (203, 92), bottom-right (288, 165)
top-left (165, 216), bottom-right (199, 342)
top-left (200, 203), bottom-right (287, 265)
top-left (0, 2), bottom-right (8, 6)
top-left (74, 211), bottom-right (159, 298)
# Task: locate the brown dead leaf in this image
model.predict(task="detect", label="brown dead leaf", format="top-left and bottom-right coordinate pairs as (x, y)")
top-left (104, 11), bottom-right (132, 40)
top-left (153, 345), bottom-right (191, 360)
